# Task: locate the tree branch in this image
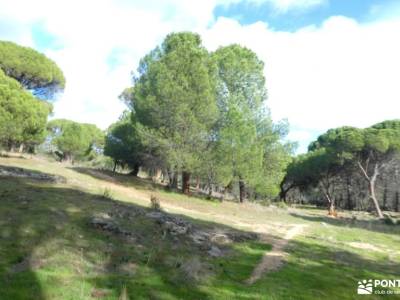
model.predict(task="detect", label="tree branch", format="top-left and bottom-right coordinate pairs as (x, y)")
top-left (357, 160), bottom-right (370, 181)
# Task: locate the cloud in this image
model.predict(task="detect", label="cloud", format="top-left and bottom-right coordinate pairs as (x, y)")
top-left (263, 0), bottom-right (327, 12)
top-left (0, 0), bottom-right (399, 153)
top-left (202, 16), bottom-right (400, 151)
top-left (218, 0), bottom-right (327, 13)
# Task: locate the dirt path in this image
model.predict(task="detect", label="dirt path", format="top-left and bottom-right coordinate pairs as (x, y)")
top-left (245, 224), bottom-right (307, 285)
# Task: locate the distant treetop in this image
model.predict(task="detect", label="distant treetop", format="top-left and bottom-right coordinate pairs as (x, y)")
top-left (0, 41), bottom-right (65, 100)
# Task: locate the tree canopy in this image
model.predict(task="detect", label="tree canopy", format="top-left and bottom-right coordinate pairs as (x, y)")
top-left (0, 41), bottom-right (65, 99)
top-left (283, 121), bottom-right (400, 217)
top-left (0, 69), bottom-right (51, 151)
top-left (104, 112), bottom-right (144, 174)
top-left (131, 32), bottom-right (218, 193)
top-left (118, 33), bottom-right (293, 199)
top-left (47, 119), bottom-right (104, 162)
top-left (210, 45), bottom-right (291, 201)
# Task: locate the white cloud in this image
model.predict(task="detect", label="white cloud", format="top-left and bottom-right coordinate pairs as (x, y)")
top-left (264, 0), bottom-right (326, 12)
top-left (218, 0), bottom-right (326, 13)
top-left (0, 0), bottom-right (399, 152)
top-left (202, 16), bottom-right (400, 151)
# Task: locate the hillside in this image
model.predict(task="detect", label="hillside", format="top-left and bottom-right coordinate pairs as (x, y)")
top-left (0, 156), bottom-right (399, 299)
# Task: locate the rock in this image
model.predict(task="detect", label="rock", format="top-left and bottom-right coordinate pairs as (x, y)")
top-left (162, 221), bottom-right (189, 235)
top-left (146, 211), bottom-right (192, 235)
top-left (227, 232), bottom-right (257, 242)
top-left (90, 216), bottom-right (118, 232)
top-left (0, 166), bottom-right (66, 183)
top-left (146, 211), bottom-right (165, 221)
top-left (199, 242), bottom-right (212, 251)
top-left (210, 233), bottom-right (232, 245)
top-left (208, 246), bottom-right (223, 257)
top-left (190, 231), bottom-right (210, 244)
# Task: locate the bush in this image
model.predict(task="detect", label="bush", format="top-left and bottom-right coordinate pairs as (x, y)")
top-left (150, 194), bottom-right (161, 210)
top-left (259, 199), bottom-right (272, 207)
top-left (275, 201), bottom-right (288, 209)
top-left (102, 188), bottom-right (113, 200)
top-left (383, 214), bottom-right (398, 226)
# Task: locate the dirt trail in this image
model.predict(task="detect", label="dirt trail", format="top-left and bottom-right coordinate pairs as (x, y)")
top-left (245, 224), bottom-right (307, 285)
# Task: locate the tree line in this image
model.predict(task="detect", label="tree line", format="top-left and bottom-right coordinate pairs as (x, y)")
top-left (281, 120), bottom-right (400, 217)
top-left (1, 36), bottom-right (399, 215)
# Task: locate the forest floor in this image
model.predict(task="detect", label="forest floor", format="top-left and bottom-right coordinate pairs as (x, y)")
top-left (0, 155), bottom-right (400, 299)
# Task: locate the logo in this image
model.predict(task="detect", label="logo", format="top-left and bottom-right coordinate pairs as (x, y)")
top-left (358, 280), bottom-right (373, 294)
top-left (357, 279), bottom-right (400, 295)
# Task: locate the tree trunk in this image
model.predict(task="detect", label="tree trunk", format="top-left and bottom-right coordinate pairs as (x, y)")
top-left (220, 181), bottom-right (231, 202)
top-left (239, 178), bottom-right (245, 203)
top-left (383, 183), bottom-right (387, 210)
top-left (18, 143), bottom-right (24, 153)
top-left (358, 161), bottom-right (384, 219)
top-left (182, 171), bottom-right (191, 195)
top-left (9, 142), bottom-right (16, 152)
top-left (152, 168), bottom-right (161, 181)
top-left (328, 202), bottom-right (336, 216)
top-left (395, 191), bottom-right (399, 212)
top-left (131, 163), bottom-right (140, 177)
top-left (64, 152), bottom-right (73, 163)
top-left (207, 184), bottom-right (212, 199)
top-left (346, 176), bottom-right (353, 210)
top-left (167, 169), bottom-right (173, 188)
top-left (279, 179), bottom-right (287, 202)
top-left (369, 178), bottom-right (384, 218)
top-left (168, 170), bottom-right (178, 190)
top-left (113, 161), bottom-right (117, 173)
top-left (323, 190), bottom-right (336, 216)
top-left (195, 177), bottom-right (200, 191)
top-left (220, 188), bottom-right (226, 202)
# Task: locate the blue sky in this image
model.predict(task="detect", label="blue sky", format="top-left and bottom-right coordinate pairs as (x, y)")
top-left (214, 0), bottom-right (394, 31)
top-left (1, 0), bottom-right (400, 153)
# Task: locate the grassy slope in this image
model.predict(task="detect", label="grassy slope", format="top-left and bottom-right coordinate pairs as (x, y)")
top-left (0, 156), bottom-right (399, 300)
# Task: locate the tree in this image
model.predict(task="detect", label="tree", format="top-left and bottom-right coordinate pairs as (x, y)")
top-left (309, 123), bottom-right (400, 218)
top-left (131, 32), bottom-right (218, 194)
top-left (0, 41), bottom-right (65, 152)
top-left (282, 148), bottom-right (342, 215)
top-left (211, 44), bottom-right (268, 202)
top-left (255, 120), bottom-right (295, 199)
top-left (104, 112), bottom-right (143, 174)
top-left (0, 41), bottom-right (65, 99)
top-left (47, 119), bottom-right (104, 162)
top-left (0, 69), bottom-right (51, 151)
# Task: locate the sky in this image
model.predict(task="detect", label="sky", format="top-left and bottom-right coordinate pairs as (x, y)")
top-left (0, 0), bottom-right (399, 153)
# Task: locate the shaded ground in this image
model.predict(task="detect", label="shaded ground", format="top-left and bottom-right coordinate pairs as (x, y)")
top-left (0, 156), bottom-right (400, 299)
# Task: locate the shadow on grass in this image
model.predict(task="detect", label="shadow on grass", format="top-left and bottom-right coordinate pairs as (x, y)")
top-left (289, 211), bottom-right (400, 235)
top-left (1, 166), bottom-right (399, 299)
top-left (0, 173), bottom-right (265, 299)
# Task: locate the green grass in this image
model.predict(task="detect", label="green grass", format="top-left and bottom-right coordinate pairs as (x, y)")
top-left (0, 157), bottom-right (400, 299)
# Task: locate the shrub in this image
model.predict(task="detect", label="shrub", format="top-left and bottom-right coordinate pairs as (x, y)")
top-left (275, 201), bottom-right (288, 209)
top-left (150, 194), bottom-right (161, 210)
top-left (102, 188), bottom-right (113, 200)
top-left (383, 214), bottom-right (398, 226)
